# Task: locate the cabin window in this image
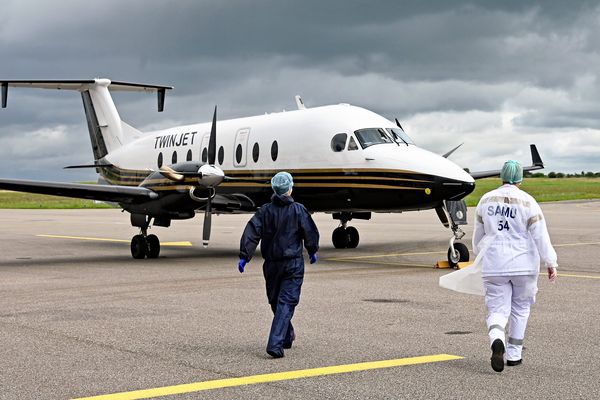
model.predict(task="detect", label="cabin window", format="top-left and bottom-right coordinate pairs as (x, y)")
top-left (186, 149), bottom-right (192, 161)
top-left (202, 148), bottom-right (208, 163)
top-left (330, 133), bottom-right (347, 152)
top-left (252, 143), bottom-right (259, 162)
top-left (271, 140), bottom-right (278, 161)
top-left (218, 146), bottom-right (224, 165)
top-left (386, 128), bottom-right (415, 145)
top-left (236, 144), bottom-right (243, 164)
top-left (354, 128), bottom-right (393, 149)
top-left (157, 152), bottom-right (163, 168)
top-left (348, 137), bottom-right (359, 151)
top-left (172, 151), bottom-right (178, 164)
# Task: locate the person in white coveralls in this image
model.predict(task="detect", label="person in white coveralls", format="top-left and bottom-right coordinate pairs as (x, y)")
top-left (473, 160), bottom-right (558, 372)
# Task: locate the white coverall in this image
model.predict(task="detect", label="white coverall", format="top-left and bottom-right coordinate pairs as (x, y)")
top-left (473, 184), bottom-right (557, 361)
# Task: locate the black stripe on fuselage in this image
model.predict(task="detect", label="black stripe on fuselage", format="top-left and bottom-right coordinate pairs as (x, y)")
top-left (99, 166), bottom-right (437, 189)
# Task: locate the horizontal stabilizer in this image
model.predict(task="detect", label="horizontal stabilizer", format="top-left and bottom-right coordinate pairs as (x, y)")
top-left (64, 164), bottom-right (114, 169)
top-left (0, 79), bottom-right (173, 111)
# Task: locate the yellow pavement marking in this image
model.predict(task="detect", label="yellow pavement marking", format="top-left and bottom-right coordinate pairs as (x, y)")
top-left (37, 234), bottom-right (192, 247)
top-left (327, 250), bottom-right (446, 261)
top-left (554, 242), bottom-right (600, 248)
top-left (326, 241), bottom-right (599, 264)
top-left (556, 273), bottom-right (600, 280)
top-left (72, 354), bottom-right (462, 400)
top-left (326, 259), bottom-right (433, 268)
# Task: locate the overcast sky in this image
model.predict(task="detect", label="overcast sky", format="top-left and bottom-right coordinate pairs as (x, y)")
top-left (1, 0), bottom-right (599, 181)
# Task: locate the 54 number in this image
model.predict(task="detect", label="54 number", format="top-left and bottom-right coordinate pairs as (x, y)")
top-left (498, 221), bottom-right (510, 231)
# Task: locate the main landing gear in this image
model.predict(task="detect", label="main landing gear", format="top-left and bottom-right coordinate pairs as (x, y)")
top-left (331, 212), bottom-right (371, 249)
top-left (129, 213), bottom-right (165, 259)
top-left (131, 230), bottom-right (160, 259)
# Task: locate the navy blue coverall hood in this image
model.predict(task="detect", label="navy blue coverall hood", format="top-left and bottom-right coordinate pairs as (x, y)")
top-left (239, 193), bottom-right (320, 356)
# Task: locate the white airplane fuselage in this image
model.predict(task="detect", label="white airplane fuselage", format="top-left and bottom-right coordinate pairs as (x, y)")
top-left (104, 104), bottom-right (475, 215)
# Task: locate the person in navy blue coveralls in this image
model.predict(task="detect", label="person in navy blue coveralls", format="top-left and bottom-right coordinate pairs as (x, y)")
top-left (239, 172), bottom-right (320, 358)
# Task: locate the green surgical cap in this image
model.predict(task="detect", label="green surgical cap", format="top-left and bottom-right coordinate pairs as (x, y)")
top-left (271, 171), bottom-right (294, 195)
top-left (501, 160), bottom-right (523, 184)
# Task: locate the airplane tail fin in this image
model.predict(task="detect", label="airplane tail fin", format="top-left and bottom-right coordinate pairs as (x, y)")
top-left (1, 79), bottom-right (172, 160)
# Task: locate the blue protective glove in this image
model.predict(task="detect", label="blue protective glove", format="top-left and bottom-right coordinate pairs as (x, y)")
top-left (238, 258), bottom-right (248, 273)
top-left (309, 253), bottom-right (318, 264)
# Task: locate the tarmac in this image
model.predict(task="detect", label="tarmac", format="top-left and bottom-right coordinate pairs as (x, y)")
top-left (0, 201), bottom-right (598, 399)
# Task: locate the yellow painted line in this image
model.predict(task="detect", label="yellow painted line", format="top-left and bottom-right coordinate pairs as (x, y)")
top-left (328, 241), bottom-right (600, 263)
top-left (328, 250), bottom-right (446, 261)
top-left (326, 259), bottom-right (433, 268)
top-left (72, 354), bottom-right (462, 400)
top-left (556, 273), bottom-right (600, 280)
top-left (36, 235), bottom-right (192, 247)
top-left (554, 242), bottom-right (600, 248)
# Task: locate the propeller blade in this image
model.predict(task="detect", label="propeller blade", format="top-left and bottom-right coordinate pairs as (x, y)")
top-left (395, 118), bottom-right (405, 132)
top-left (208, 106), bottom-right (217, 165)
top-left (202, 197), bottom-right (212, 247)
top-left (202, 199), bottom-right (212, 247)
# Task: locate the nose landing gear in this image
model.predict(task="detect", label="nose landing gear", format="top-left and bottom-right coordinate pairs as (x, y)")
top-left (437, 200), bottom-right (470, 268)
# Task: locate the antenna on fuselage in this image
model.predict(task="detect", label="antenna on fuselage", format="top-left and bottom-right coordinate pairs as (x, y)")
top-left (395, 118), bottom-right (405, 132)
top-left (295, 95), bottom-right (306, 110)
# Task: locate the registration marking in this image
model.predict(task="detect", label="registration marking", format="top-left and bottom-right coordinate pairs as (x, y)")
top-left (37, 234), bottom-right (192, 247)
top-left (72, 354), bottom-right (462, 400)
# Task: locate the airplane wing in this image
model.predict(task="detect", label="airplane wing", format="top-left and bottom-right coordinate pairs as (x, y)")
top-left (470, 144), bottom-right (544, 180)
top-left (0, 179), bottom-right (158, 204)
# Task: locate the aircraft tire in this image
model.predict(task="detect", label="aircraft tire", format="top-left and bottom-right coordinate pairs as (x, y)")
top-left (346, 226), bottom-right (359, 248)
top-left (447, 242), bottom-right (469, 267)
top-left (146, 234), bottom-right (160, 259)
top-left (131, 234), bottom-right (148, 259)
top-left (332, 227), bottom-right (349, 248)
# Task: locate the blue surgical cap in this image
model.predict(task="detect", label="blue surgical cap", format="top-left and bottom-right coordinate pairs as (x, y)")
top-left (271, 171), bottom-right (294, 195)
top-left (501, 160), bottom-right (523, 184)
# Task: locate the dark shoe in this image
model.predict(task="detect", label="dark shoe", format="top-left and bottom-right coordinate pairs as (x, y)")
top-left (506, 359), bottom-right (522, 366)
top-left (267, 348), bottom-right (284, 358)
top-left (490, 339), bottom-right (505, 372)
top-left (283, 332), bottom-right (296, 349)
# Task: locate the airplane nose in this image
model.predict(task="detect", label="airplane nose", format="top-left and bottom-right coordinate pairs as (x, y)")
top-left (440, 179), bottom-right (475, 201)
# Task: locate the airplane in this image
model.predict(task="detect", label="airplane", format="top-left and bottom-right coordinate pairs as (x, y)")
top-left (0, 78), bottom-right (544, 265)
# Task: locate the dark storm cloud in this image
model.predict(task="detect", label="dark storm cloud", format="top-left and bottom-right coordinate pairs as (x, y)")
top-left (1, 0), bottom-right (599, 179)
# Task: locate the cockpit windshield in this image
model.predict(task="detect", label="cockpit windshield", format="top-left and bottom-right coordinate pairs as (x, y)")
top-left (354, 128), bottom-right (393, 149)
top-left (386, 128), bottom-right (414, 145)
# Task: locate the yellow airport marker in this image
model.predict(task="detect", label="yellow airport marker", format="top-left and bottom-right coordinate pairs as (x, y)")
top-left (72, 354), bottom-right (463, 400)
top-left (37, 234), bottom-right (192, 247)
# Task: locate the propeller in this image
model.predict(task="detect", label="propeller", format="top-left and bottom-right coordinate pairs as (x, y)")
top-left (201, 106), bottom-right (223, 247)
top-left (157, 106), bottom-right (248, 247)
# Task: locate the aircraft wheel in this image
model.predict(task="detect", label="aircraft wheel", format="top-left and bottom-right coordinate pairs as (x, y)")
top-left (447, 242), bottom-right (469, 267)
top-left (346, 226), bottom-right (359, 248)
top-left (146, 234), bottom-right (160, 259)
top-left (332, 227), bottom-right (349, 249)
top-left (131, 234), bottom-right (148, 259)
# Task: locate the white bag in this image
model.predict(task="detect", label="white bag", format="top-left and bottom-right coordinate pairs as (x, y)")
top-left (439, 236), bottom-right (494, 296)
